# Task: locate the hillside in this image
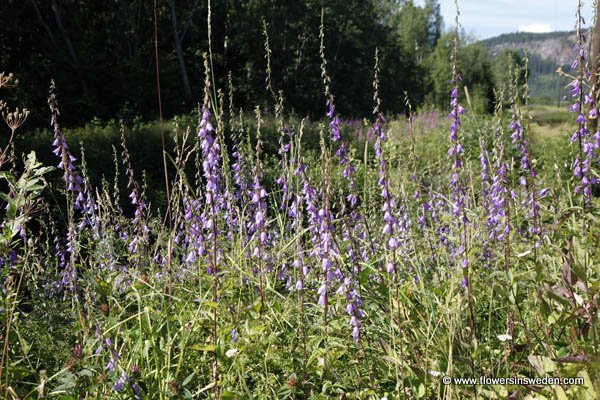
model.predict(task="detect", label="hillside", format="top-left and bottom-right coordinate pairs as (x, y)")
top-left (479, 31), bottom-right (578, 103)
top-left (481, 31), bottom-right (576, 65)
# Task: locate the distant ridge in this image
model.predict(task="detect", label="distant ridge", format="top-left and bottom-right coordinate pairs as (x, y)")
top-left (480, 31), bottom-right (576, 66)
top-left (478, 31), bottom-right (584, 102)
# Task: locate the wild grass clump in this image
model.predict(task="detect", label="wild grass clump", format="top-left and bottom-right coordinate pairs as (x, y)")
top-left (1, 3), bottom-right (600, 400)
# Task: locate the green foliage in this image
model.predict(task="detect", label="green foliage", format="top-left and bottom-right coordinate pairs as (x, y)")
top-left (492, 49), bottom-right (526, 92)
top-left (427, 34), bottom-right (495, 112)
top-left (386, 0), bottom-right (441, 63)
top-left (0, 152), bottom-right (52, 247)
top-left (0, 0), bottom-right (456, 126)
top-left (482, 31), bottom-right (574, 104)
top-left (3, 105), bottom-right (600, 399)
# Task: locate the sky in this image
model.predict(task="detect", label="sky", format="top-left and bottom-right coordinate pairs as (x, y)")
top-left (430, 0), bottom-right (595, 40)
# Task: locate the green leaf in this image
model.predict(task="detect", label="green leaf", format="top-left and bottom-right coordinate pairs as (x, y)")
top-left (578, 370), bottom-right (597, 398)
top-left (545, 287), bottom-right (572, 307)
top-left (189, 344), bottom-right (216, 352)
top-left (221, 390), bottom-right (237, 400)
top-left (78, 368), bottom-right (95, 377)
top-left (516, 250), bottom-right (531, 258)
top-left (528, 355), bottom-right (557, 375)
top-left (25, 183), bottom-right (45, 193)
top-left (204, 301), bottom-right (218, 308)
top-left (15, 327), bottom-right (30, 356)
top-left (570, 262), bottom-right (587, 282)
top-left (182, 372), bottom-right (195, 386)
top-left (554, 386), bottom-right (569, 400)
top-left (0, 171), bottom-right (15, 183)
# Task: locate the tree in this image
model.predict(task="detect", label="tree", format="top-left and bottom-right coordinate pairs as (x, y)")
top-left (424, 0), bottom-right (442, 49)
top-left (492, 49), bottom-right (525, 91)
top-left (1, 0), bottom-right (435, 125)
top-left (168, 0), bottom-right (200, 102)
top-left (461, 44), bottom-right (495, 113)
top-left (426, 33), bottom-right (495, 113)
top-left (385, 0), bottom-right (442, 63)
top-left (426, 32), bottom-right (453, 109)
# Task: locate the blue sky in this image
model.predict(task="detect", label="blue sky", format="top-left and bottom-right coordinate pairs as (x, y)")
top-left (431, 0), bottom-right (595, 40)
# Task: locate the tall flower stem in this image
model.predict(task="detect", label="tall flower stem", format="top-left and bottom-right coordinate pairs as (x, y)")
top-left (372, 51), bottom-right (410, 395)
top-left (292, 120), bottom-right (309, 384)
top-left (510, 53), bottom-right (541, 252)
top-left (251, 106), bottom-right (268, 317)
top-left (317, 124), bottom-right (334, 374)
top-left (199, 53), bottom-right (221, 398)
top-left (152, 0), bottom-right (174, 319)
top-left (48, 81), bottom-right (85, 313)
top-left (448, 7), bottom-right (476, 366)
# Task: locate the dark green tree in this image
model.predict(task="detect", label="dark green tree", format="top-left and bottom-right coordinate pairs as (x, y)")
top-left (0, 0), bottom-right (442, 126)
top-left (426, 33), bottom-right (495, 113)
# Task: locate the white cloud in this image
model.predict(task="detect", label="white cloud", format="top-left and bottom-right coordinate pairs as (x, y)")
top-left (518, 23), bottom-right (553, 33)
top-left (438, 0), bottom-right (591, 39)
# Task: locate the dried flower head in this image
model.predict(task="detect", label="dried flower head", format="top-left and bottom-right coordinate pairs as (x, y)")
top-left (73, 343), bottom-right (83, 359)
top-left (99, 303), bottom-right (109, 315)
top-left (0, 72), bottom-right (18, 89)
top-left (65, 357), bottom-right (79, 372)
top-left (287, 373), bottom-right (298, 388)
top-left (3, 107), bottom-right (29, 132)
top-left (168, 380), bottom-right (180, 395)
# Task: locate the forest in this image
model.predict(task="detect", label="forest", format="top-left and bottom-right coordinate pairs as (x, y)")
top-left (0, 0), bottom-right (499, 127)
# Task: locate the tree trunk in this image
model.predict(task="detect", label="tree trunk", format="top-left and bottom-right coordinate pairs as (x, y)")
top-left (169, 0), bottom-right (193, 102)
top-left (49, 0), bottom-right (89, 98)
top-left (30, 0), bottom-right (58, 49)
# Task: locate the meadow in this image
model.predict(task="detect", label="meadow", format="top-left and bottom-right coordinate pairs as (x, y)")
top-left (1, 5), bottom-right (600, 400)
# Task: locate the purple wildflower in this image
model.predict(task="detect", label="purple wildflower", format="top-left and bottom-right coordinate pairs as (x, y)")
top-left (198, 104), bottom-right (224, 275)
top-left (183, 197), bottom-right (206, 265)
top-left (113, 372), bottom-right (129, 392)
top-left (121, 131), bottom-right (149, 257)
top-left (48, 81), bottom-right (84, 209)
top-left (316, 202), bottom-right (337, 308)
top-left (509, 94), bottom-right (541, 239)
top-left (448, 34), bottom-right (471, 294)
top-left (568, 29), bottom-right (597, 207)
top-left (277, 127), bottom-right (293, 211)
top-left (132, 383), bottom-right (142, 399)
top-left (375, 118), bottom-right (400, 275)
top-left (448, 72), bottom-right (467, 221)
